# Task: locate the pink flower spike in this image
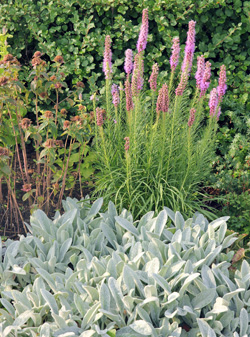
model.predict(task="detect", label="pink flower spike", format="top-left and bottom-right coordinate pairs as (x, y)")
top-left (125, 78), bottom-right (134, 112)
top-left (188, 108), bottom-right (196, 127)
top-left (200, 61), bottom-right (211, 97)
top-left (137, 8), bottom-right (149, 53)
top-left (148, 63), bottom-right (159, 91)
top-left (181, 20), bottom-right (196, 74)
top-left (96, 107), bottom-right (104, 126)
top-left (131, 53), bottom-right (144, 97)
top-left (103, 35), bottom-right (112, 79)
top-left (124, 49), bottom-right (133, 75)
top-left (156, 83), bottom-right (169, 114)
top-left (111, 84), bottom-right (120, 107)
top-left (195, 55), bottom-right (205, 90)
top-left (217, 64), bottom-right (227, 100)
top-left (124, 137), bottom-right (130, 152)
top-left (209, 88), bottom-right (218, 117)
top-left (170, 37), bottom-right (180, 71)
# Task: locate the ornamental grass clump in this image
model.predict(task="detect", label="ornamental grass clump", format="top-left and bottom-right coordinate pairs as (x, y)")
top-left (93, 9), bottom-right (227, 218)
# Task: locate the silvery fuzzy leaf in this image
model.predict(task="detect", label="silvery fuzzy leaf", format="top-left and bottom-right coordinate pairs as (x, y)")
top-left (240, 308), bottom-right (249, 336)
top-left (99, 309), bottom-right (125, 326)
top-left (130, 242), bottom-right (143, 261)
top-left (209, 217), bottom-right (230, 230)
top-left (154, 210), bottom-right (167, 236)
top-left (201, 265), bottom-right (216, 289)
top-left (101, 222), bottom-right (117, 249)
top-left (191, 288), bottom-right (216, 310)
top-left (221, 233), bottom-right (237, 249)
top-left (209, 297), bottom-right (229, 314)
top-left (123, 265), bottom-right (143, 296)
top-left (152, 273), bottom-right (171, 294)
top-left (174, 212), bottom-right (185, 230)
top-left (100, 283), bottom-right (110, 311)
top-left (52, 313), bottom-right (68, 329)
top-left (179, 273), bottom-right (200, 297)
top-left (165, 292), bottom-right (179, 304)
top-left (36, 268), bottom-right (57, 292)
top-left (172, 229), bottom-right (182, 243)
top-left (223, 288), bottom-right (245, 302)
top-left (33, 237), bottom-right (47, 256)
top-left (41, 288), bottom-right (59, 315)
top-left (163, 207), bottom-right (175, 222)
top-left (115, 216), bottom-right (139, 237)
top-left (87, 198), bottom-right (103, 220)
top-left (208, 224), bottom-right (215, 240)
top-left (108, 277), bottom-right (124, 314)
top-left (0, 298), bottom-right (15, 317)
top-left (82, 303), bottom-right (101, 329)
top-left (136, 306), bottom-right (152, 324)
top-left (197, 319), bottom-right (216, 337)
top-left (204, 246), bottom-right (222, 266)
top-left (79, 330), bottom-right (96, 337)
top-left (145, 257), bottom-right (160, 277)
top-left (218, 310), bottom-right (234, 329)
top-left (130, 320), bottom-right (153, 335)
top-left (241, 259), bottom-right (250, 278)
top-left (184, 260), bottom-right (194, 274)
top-left (138, 211), bottom-right (155, 232)
top-left (217, 222), bottom-right (227, 244)
top-left (164, 309), bottom-right (177, 318)
top-left (12, 309), bottom-right (33, 327)
top-left (40, 323), bottom-right (51, 337)
top-left (59, 238), bottom-right (72, 262)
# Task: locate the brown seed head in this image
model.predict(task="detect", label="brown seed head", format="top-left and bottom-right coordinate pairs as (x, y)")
top-left (54, 82), bottom-right (62, 89)
top-left (71, 115), bottom-right (82, 124)
top-left (53, 55), bottom-right (64, 64)
top-left (0, 76), bottom-right (8, 86)
top-left (60, 108), bottom-right (67, 116)
top-left (44, 139), bottom-right (55, 148)
top-left (55, 140), bottom-right (64, 147)
top-left (60, 72), bottom-right (65, 77)
top-left (78, 104), bottom-right (85, 111)
top-left (0, 146), bottom-right (10, 156)
top-left (44, 110), bottom-right (53, 119)
top-left (3, 54), bottom-right (14, 62)
top-left (63, 120), bottom-right (70, 129)
top-left (20, 118), bottom-right (32, 129)
top-left (76, 81), bottom-right (85, 88)
top-left (33, 51), bottom-right (42, 58)
top-left (21, 184), bottom-right (32, 192)
top-left (39, 92), bottom-right (47, 98)
top-left (50, 75), bottom-right (56, 81)
top-left (31, 57), bottom-right (43, 67)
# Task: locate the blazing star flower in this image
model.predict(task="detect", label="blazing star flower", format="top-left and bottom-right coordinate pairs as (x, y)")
top-left (170, 37), bottom-right (180, 71)
top-left (148, 63), bottom-right (159, 91)
top-left (209, 88), bottom-right (218, 117)
top-left (131, 53), bottom-right (144, 97)
top-left (137, 8), bottom-right (149, 53)
top-left (175, 72), bottom-right (188, 96)
top-left (103, 35), bottom-right (112, 79)
top-left (188, 108), bottom-right (196, 127)
top-left (125, 78), bottom-right (134, 112)
top-left (156, 84), bottom-right (169, 114)
top-left (96, 107), bottom-right (104, 126)
top-left (124, 49), bottom-right (133, 75)
top-left (124, 137), bottom-right (130, 152)
top-left (200, 61), bottom-right (211, 97)
top-left (181, 20), bottom-right (196, 74)
top-left (217, 64), bottom-right (227, 101)
top-left (111, 84), bottom-right (120, 107)
top-left (195, 55), bottom-right (205, 90)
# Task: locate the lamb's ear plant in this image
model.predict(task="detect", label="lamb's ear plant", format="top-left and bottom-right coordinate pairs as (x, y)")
top-left (93, 10), bottom-right (227, 219)
top-left (0, 197), bottom-right (250, 336)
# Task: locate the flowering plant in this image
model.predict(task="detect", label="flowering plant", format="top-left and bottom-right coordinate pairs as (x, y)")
top-left (93, 9), bottom-right (227, 218)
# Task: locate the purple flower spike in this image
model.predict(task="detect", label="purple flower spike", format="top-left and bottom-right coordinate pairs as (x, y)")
top-left (149, 63), bottom-right (159, 91)
top-left (111, 84), bottom-right (120, 107)
top-left (137, 8), bottom-right (149, 53)
top-left (195, 55), bottom-right (205, 90)
top-left (156, 83), bottom-right (169, 114)
top-left (188, 108), bottom-right (196, 127)
top-left (209, 88), bottom-right (218, 117)
top-left (124, 49), bottom-right (133, 75)
top-left (170, 37), bottom-right (180, 72)
top-left (103, 35), bottom-right (112, 79)
top-left (125, 78), bottom-right (134, 112)
top-left (217, 64), bottom-right (227, 101)
top-left (200, 61), bottom-right (211, 97)
top-left (181, 20), bottom-right (196, 74)
top-left (131, 53), bottom-right (144, 97)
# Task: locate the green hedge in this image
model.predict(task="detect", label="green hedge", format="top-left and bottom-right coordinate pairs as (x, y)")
top-left (1, 0), bottom-right (250, 100)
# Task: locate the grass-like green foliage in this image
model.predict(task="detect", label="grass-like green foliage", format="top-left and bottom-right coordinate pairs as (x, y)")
top-left (93, 22), bottom-right (221, 218)
top-left (0, 197), bottom-right (249, 336)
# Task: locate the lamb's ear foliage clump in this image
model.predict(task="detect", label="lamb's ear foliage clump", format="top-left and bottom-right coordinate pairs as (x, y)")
top-left (0, 197), bottom-right (249, 336)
